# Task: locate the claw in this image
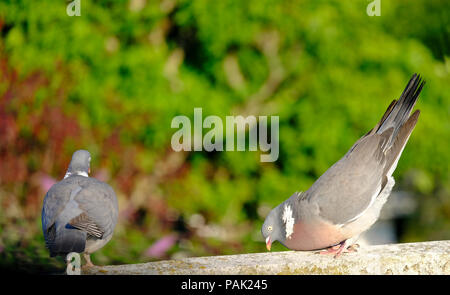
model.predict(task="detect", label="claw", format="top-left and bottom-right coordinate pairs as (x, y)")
top-left (346, 243), bottom-right (360, 253)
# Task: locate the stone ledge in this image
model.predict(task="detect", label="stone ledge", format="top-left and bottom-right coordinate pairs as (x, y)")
top-left (83, 240), bottom-right (450, 275)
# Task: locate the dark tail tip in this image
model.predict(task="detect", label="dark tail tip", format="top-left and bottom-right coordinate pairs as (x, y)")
top-left (377, 73), bottom-right (425, 134)
top-left (406, 73), bottom-right (426, 103)
top-left (395, 73), bottom-right (425, 122)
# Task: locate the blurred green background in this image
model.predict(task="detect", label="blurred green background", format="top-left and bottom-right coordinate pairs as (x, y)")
top-left (0, 0), bottom-right (448, 273)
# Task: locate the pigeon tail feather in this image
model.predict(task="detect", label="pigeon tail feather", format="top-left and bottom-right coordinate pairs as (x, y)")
top-left (376, 73), bottom-right (425, 140)
top-left (49, 227), bottom-right (86, 257)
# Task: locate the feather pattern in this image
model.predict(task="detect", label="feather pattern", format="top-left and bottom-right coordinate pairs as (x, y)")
top-left (69, 212), bottom-right (104, 238)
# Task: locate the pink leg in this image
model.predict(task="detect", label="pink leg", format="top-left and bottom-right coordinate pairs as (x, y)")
top-left (319, 240), bottom-right (359, 258)
top-left (82, 253), bottom-right (95, 268)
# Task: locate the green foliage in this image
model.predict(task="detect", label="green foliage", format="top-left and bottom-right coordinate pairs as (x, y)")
top-left (0, 0), bottom-right (448, 272)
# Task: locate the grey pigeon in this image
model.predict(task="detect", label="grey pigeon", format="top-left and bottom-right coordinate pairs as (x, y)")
top-left (262, 74), bottom-right (425, 257)
top-left (41, 150), bottom-right (118, 267)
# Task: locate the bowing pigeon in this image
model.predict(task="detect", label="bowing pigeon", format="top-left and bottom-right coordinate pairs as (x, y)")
top-left (262, 74), bottom-right (425, 257)
top-left (41, 150), bottom-right (118, 267)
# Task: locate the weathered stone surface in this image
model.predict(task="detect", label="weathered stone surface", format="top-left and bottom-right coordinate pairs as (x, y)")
top-left (83, 240), bottom-right (450, 275)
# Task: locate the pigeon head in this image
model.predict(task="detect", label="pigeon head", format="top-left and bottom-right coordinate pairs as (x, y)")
top-left (65, 150), bottom-right (91, 178)
top-left (262, 193), bottom-right (300, 251)
top-left (261, 203), bottom-right (288, 251)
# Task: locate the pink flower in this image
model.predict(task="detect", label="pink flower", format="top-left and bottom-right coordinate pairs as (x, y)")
top-left (40, 174), bottom-right (56, 191)
top-left (145, 234), bottom-right (178, 258)
top-left (93, 168), bottom-right (109, 182)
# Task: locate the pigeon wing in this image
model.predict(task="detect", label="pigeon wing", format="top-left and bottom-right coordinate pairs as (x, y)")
top-left (68, 212), bottom-right (104, 238)
top-left (305, 129), bottom-right (392, 225)
top-left (71, 178), bottom-right (118, 239)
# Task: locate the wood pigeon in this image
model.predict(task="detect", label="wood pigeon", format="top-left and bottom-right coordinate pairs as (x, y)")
top-left (261, 74), bottom-right (425, 257)
top-left (41, 150), bottom-right (118, 267)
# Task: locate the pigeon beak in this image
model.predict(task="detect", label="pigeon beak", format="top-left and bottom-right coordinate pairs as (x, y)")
top-left (265, 236), bottom-right (272, 251)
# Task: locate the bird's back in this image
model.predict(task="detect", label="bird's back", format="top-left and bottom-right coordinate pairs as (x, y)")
top-left (42, 176), bottom-right (118, 257)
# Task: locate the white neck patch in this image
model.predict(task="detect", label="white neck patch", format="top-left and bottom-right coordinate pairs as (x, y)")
top-left (282, 204), bottom-right (294, 239)
top-left (64, 171), bottom-right (89, 179)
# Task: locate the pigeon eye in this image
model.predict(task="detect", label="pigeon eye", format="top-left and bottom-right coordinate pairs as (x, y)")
top-left (267, 226), bottom-right (273, 232)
